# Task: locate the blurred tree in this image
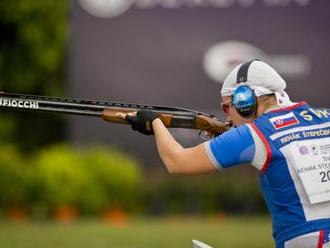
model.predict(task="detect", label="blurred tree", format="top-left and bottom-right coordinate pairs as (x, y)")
top-left (0, 0), bottom-right (68, 93)
top-left (0, 145), bottom-right (29, 209)
top-left (0, 0), bottom-right (68, 150)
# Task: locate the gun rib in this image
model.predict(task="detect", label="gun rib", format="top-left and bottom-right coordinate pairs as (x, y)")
top-left (0, 92), bottom-right (204, 117)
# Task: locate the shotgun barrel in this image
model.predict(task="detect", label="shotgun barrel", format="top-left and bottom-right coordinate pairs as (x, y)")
top-left (0, 92), bottom-right (230, 136)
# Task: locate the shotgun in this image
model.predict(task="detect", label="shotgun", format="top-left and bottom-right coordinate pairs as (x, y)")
top-left (0, 92), bottom-right (231, 137)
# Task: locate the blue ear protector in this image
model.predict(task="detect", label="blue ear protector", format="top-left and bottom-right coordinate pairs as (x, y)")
top-left (231, 85), bottom-right (257, 118)
top-left (231, 59), bottom-right (259, 118)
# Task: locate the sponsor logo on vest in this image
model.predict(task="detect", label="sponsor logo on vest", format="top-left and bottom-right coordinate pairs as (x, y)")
top-left (0, 98), bottom-right (39, 109)
top-left (299, 145), bottom-right (309, 155)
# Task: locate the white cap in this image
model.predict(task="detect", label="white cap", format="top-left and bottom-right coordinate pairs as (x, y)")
top-left (221, 60), bottom-right (292, 107)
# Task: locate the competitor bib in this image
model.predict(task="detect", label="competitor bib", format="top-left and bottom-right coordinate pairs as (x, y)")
top-left (288, 137), bottom-right (330, 204)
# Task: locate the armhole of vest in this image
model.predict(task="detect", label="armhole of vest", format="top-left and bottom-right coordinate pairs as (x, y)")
top-left (251, 123), bottom-right (272, 173)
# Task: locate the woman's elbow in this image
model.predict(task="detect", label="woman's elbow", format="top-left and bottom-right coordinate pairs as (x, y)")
top-left (164, 159), bottom-right (196, 175)
top-left (166, 166), bottom-right (183, 175)
top-left (163, 159), bottom-right (181, 174)
top-left (160, 149), bottom-right (185, 174)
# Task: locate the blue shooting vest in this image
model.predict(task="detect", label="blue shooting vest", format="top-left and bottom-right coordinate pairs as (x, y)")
top-left (251, 102), bottom-right (330, 247)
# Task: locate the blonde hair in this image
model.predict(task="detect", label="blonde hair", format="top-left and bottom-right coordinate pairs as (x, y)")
top-left (257, 94), bottom-right (277, 109)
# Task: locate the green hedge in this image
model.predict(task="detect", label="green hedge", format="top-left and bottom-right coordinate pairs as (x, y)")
top-left (142, 170), bottom-right (266, 215)
top-left (30, 144), bottom-right (94, 212)
top-left (0, 144), bottom-right (266, 217)
top-left (0, 144), bottom-right (143, 216)
top-left (81, 147), bottom-right (142, 213)
top-left (29, 144), bottom-right (143, 216)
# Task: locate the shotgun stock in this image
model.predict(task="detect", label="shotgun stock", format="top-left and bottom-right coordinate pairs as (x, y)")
top-left (0, 92), bottom-right (231, 137)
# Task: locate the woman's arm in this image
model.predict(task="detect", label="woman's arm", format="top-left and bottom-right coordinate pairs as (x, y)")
top-left (152, 118), bottom-right (217, 174)
top-left (119, 110), bottom-right (254, 174)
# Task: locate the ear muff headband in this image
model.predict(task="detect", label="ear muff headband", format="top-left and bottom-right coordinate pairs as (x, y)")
top-left (236, 59), bottom-right (259, 83)
top-left (232, 59), bottom-right (259, 118)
